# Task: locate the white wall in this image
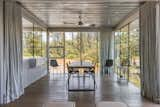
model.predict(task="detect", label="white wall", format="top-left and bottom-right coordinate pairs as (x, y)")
top-left (23, 58), bottom-right (47, 88)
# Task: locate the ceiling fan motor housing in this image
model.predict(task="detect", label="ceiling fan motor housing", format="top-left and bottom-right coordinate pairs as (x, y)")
top-left (78, 21), bottom-right (83, 25)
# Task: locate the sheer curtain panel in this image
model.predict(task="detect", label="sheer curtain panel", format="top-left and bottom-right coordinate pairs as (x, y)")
top-left (0, 0), bottom-right (24, 104)
top-left (140, 2), bottom-right (160, 103)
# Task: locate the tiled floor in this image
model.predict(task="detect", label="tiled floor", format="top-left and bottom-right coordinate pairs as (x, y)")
top-left (2, 73), bottom-right (160, 107)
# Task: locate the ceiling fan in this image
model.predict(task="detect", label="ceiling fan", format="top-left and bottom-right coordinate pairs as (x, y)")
top-left (63, 13), bottom-right (96, 27)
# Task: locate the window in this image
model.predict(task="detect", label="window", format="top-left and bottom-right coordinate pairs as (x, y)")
top-left (22, 18), bottom-right (47, 58)
top-left (42, 31), bottom-right (47, 57)
top-left (48, 32), bottom-right (100, 73)
top-left (114, 19), bottom-right (140, 87)
top-left (23, 18), bottom-right (34, 58)
top-left (49, 32), bottom-right (64, 58)
top-left (114, 30), bottom-right (121, 71)
top-left (65, 32), bottom-right (80, 61)
top-left (81, 32), bottom-right (99, 63)
top-left (129, 19), bottom-right (140, 87)
top-left (120, 25), bottom-right (129, 66)
top-left (33, 24), bottom-right (42, 57)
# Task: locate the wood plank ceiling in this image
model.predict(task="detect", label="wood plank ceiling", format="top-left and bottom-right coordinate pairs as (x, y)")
top-left (18, 0), bottom-right (144, 28)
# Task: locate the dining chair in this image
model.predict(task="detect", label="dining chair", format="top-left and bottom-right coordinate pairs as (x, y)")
top-left (83, 63), bottom-right (96, 89)
top-left (67, 63), bottom-right (79, 90)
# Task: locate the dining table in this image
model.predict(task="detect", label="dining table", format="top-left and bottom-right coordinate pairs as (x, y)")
top-left (67, 61), bottom-right (96, 91)
top-left (68, 61), bottom-right (95, 69)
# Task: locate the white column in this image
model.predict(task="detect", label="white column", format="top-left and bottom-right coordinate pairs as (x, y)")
top-left (100, 29), bottom-right (113, 75)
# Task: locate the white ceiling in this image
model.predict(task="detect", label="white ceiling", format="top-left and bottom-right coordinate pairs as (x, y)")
top-left (22, 18), bottom-right (33, 27)
top-left (18, 0), bottom-right (151, 28)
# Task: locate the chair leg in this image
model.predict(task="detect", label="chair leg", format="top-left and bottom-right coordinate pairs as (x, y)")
top-left (77, 72), bottom-right (80, 88)
top-left (91, 73), bottom-right (96, 89)
top-left (68, 73), bottom-right (71, 90)
top-left (83, 73), bottom-right (86, 88)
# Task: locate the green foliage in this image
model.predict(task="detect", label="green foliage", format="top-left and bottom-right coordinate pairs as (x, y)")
top-left (114, 21), bottom-right (140, 87)
top-left (23, 31), bottom-right (46, 58)
top-left (65, 32), bottom-right (99, 63)
top-left (49, 32), bottom-right (99, 64)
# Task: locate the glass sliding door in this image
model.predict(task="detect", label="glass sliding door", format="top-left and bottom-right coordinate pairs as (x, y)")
top-left (114, 19), bottom-right (140, 87)
top-left (120, 26), bottom-right (129, 80)
top-left (114, 30), bottom-right (121, 73)
top-left (65, 32), bottom-right (81, 64)
top-left (120, 26), bottom-right (129, 67)
top-left (33, 24), bottom-right (43, 57)
top-left (81, 32), bottom-right (100, 71)
top-left (129, 19), bottom-right (140, 87)
top-left (49, 32), bottom-right (65, 74)
top-left (22, 18), bottom-right (34, 58)
top-left (81, 32), bottom-right (98, 62)
top-left (23, 18), bottom-right (47, 59)
top-left (42, 30), bottom-right (47, 57)
top-left (48, 31), bottom-right (100, 73)
top-left (65, 32), bottom-right (100, 72)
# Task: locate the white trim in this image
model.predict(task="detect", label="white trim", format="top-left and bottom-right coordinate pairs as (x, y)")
top-left (48, 27), bottom-right (112, 32)
top-left (115, 7), bottom-right (139, 30)
top-left (20, 3), bottom-right (48, 29)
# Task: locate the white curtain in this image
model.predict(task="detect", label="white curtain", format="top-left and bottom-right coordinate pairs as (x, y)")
top-left (0, 0), bottom-right (4, 104)
top-left (140, 2), bottom-right (160, 103)
top-left (100, 30), bottom-right (114, 75)
top-left (0, 0), bottom-right (24, 104)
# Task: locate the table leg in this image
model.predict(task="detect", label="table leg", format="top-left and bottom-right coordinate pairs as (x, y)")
top-left (91, 73), bottom-right (96, 90)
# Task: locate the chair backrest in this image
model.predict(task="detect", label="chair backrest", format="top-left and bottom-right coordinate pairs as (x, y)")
top-left (67, 63), bottom-right (72, 72)
top-left (50, 59), bottom-right (58, 67)
top-left (89, 63), bottom-right (96, 72)
top-left (66, 63), bottom-right (70, 70)
top-left (28, 58), bottom-right (36, 68)
top-left (105, 59), bottom-right (113, 67)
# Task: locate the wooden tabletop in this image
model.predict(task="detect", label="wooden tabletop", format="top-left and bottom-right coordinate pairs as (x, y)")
top-left (68, 61), bottom-right (94, 68)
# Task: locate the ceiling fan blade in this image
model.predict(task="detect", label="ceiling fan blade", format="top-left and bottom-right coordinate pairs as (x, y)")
top-left (89, 24), bottom-right (96, 27)
top-left (81, 23), bottom-right (96, 27)
top-left (63, 22), bottom-right (76, 25)
top-left (78, 21), bottom-right (83, 26)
